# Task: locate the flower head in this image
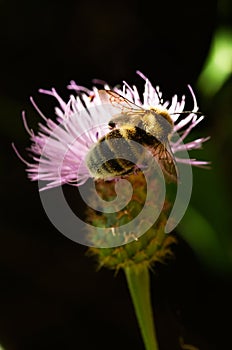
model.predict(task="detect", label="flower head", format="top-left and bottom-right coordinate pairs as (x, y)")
top-left (14, 72), bottom-right (209, 191)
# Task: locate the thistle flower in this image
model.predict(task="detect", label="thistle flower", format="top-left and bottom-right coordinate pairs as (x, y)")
top-left (14, 71), bottom-right (209, 191)
top-left (14, 72), bottom-right (209, 350)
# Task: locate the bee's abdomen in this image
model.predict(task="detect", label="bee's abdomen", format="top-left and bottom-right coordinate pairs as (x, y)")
top-left (86, 127), bottom-right (151, 179)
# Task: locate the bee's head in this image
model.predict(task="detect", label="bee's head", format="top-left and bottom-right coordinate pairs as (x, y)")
top-left (149, 108), bottom-right (173, 126)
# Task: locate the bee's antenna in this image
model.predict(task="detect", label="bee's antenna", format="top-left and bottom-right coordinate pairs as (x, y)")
top-left (170, 111), bottom-right (203, 115)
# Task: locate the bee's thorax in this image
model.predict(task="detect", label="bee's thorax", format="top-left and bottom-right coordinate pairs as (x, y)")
top-left (142, 110), bottom-right (173, 141)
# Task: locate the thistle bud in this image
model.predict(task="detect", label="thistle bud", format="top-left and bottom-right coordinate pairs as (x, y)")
top-left (86, 172), bottom-right (176, 271)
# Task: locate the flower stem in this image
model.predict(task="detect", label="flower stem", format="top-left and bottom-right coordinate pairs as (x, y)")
top-left (124, 265), bottom-right (159, 350)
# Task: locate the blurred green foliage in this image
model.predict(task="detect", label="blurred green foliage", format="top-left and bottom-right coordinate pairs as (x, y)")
top-left (177, 23), bottom-right (232, 272)
top-left (197, 27), bottom-right (232, 98)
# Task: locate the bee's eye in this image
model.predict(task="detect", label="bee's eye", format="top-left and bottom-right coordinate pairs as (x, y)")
top-left (109, 121), bottom-right (116, 128)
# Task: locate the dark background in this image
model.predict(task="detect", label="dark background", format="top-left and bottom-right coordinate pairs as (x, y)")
top-left (1, 0), bottom-right (232, 349)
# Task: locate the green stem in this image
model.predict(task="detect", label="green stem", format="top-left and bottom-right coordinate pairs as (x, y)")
top-left (124, 265), bottom-right (159, 350)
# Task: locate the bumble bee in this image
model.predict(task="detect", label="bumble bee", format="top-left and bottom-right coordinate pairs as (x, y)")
top-left (85, 90), bottom-right (177, 182)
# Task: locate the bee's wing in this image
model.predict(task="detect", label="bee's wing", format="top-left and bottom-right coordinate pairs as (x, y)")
top-left (98, 90), bottom-right (142, 111)
top-left (151, 143), bottom-right (178, 182)
top-left (98, 90), bottom-right (145, 126)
